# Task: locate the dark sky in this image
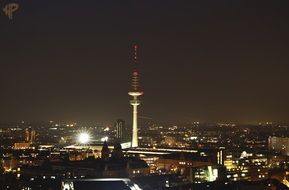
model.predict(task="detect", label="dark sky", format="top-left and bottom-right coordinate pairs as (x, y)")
top-left (0, 0), bottom-right (288, 124)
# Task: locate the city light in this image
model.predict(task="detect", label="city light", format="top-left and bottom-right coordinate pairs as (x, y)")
top-left (77, 132), bottom-right (90, 144)
top-left (101, 136), bottom-right (108, 142)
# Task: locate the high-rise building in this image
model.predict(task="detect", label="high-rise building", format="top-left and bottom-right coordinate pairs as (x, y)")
top-left (268, 136), bottom-right (289, 156)
top-left (25, 128), bottom-right (30, 142)
top-left (24, 127), bottom-right (36, 144)
top-left (128, 44), bottom-right (143, 148)
top-left (115, 119), bottom-right (125, 141)
top-left (30, 129), bottom-right (36, 143)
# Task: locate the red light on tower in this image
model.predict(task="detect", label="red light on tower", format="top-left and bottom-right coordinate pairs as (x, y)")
top-left (133, 44), bottom-right (138, 64)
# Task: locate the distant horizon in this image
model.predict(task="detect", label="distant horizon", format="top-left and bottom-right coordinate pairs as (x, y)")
top-left (0, 119), bottom-right (288, 126)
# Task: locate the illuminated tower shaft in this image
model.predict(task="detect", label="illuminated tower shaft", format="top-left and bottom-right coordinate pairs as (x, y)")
top-left (130, 93), bottom-right (141, 147)
top-left (128, 44), bottom-right (143, 148)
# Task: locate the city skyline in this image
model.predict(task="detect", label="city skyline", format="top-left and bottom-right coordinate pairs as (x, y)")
top-left (1, 1), bottom-right (289, 124)
top-left (2, 1), bottom-right (289, 189)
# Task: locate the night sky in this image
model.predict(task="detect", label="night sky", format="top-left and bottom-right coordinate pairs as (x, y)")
top-left (0, 1), bottom-right (288, 124)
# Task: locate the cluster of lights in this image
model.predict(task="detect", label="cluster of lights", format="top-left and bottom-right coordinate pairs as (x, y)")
top-left (101, 136), bottom-right (109, 142)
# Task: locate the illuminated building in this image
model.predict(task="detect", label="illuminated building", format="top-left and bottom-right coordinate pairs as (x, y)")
top-left (61, 179), bottom-right (142, 190)
top-left (156, 152), bottom-right (212, 175)
top-left (128, 44), bottom-right (143, 148)
top-left (21, 157), bottom-right (149, 179)
top-left (192, 165), bottom-right (226, 183)
top-left (25, 127), bottom-right (36, 144)
top-left (268, 136), bottom-right (289, 156)
top-left (224, 151), bottom-right (269, 181)
top-left (25, 129), bottom-right (30, 142)
top-left (268, 154), bottom-right (289, 167)
top-left (14, 142), bottom-right (31, 150)
top-left (217, 148), bottom-right (225, 165)
top-left (115, 119), bottom-right (125, 141)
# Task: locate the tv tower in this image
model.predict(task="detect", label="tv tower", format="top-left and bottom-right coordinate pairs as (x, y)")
top-left (128, 44), bottom-right (143, 148)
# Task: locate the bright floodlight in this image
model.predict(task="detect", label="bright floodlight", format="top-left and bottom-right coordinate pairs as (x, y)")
top-left (78, 132), bottom-right (90, 144)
